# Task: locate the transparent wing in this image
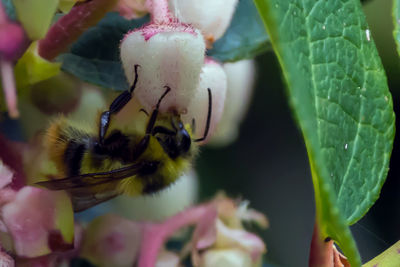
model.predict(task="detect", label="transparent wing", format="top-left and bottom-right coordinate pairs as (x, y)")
top-left (36, 161), bottom-right (157, 212)
top-left (36, 162), bottom-right (146, 190)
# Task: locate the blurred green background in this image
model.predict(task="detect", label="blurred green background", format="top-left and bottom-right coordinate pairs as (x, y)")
top-left (198, 0), bottom-right (400, 266)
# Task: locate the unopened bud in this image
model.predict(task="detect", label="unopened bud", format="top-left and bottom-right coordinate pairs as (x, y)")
top-left (209, 59), bottom-right (255, 146)
top-left (80, 214), bottom-right (142, 267)
top-left (120, 23), bottom-right (205, 113)
top-left (169, 0), bottom-right (238, 41)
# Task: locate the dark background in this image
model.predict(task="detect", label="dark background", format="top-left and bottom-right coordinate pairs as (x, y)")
top-left (197, 0), bottom-right (400, 266)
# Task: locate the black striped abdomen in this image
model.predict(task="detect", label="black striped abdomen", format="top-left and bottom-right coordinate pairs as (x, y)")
top-left (64, 139), bottom-right (88, 176)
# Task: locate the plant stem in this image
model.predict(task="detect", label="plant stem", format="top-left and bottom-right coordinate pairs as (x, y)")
top-left (38, 0), bottom-right (118, 60)
top-left (146, 0), bottom-right (174, 24)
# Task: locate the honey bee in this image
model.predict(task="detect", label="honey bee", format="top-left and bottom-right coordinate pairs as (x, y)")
top-left (37, 65), bottom-right (212, 212)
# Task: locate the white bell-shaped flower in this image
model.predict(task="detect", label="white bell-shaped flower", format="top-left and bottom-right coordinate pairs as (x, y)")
top-left (169, 0), bottom-right (238, 41)
top-left (120, 23), bottom-right (206, 113)
top-left (210, 59), bottom-right (256, 146)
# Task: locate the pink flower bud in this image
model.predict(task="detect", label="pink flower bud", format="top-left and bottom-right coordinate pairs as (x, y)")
top-left (210, 59), bottom-right (256, 146)
top-left (169, 0), bottom-right (238, 41)
top-left (1, 187), bottom-right (74, 257)
top-left (0, 23), bottom-right (26, 61)
top-left (120, 23), bottom-right (205, 113)
top-left (182, 58), bottom-right (227, 143)
top-left (80, 214), bottom-right (142, 267)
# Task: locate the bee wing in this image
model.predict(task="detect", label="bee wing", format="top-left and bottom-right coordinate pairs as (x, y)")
top-left (36, 162), bottom-right (146, 190)
top-left (68, 188), bottom-right (120, 212)
top-left (36, 161), bottom-right (157, 212)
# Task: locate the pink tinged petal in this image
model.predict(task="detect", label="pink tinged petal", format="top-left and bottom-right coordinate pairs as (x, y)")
top-left (182, 58), bottom-right (227, 143)
top-left (190, 207), bottom-right (218, 266)
top-left (120, 24), bottom-right (205, 113)
top-left (200, 248), bottom-right (252, 267)
top-left (214, 219), bottom-right (266, 263)
top-left (80, 214), bottom-right (142, 267)
top-left (0, 250), bottom-right (14, 267)
top-left (0, 59), bottom-right (18, 118)
top-left (2, 187), bottom-right (74, 257)
top-left (0, 161), bottom-right (13, 189)
top-left (236, 201), bottom-right (269, 229)
top-left (169, 0), bottom-right (238, 41)
top-left (139, 204), bottom-right (216, 267)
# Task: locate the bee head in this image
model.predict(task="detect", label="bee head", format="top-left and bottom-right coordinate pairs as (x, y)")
top-left (153, 115), bottom-right (192, 159)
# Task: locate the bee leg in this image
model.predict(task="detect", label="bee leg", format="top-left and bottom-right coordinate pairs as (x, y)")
top-left (131, 87), bottom-right (172, 160)
top-left (99, 64), bottom-right (140, 143)
top-left (145, 86), bottom-right (171, 134)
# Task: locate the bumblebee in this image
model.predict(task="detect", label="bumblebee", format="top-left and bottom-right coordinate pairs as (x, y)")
top-left (37, 65), bottom-right (212, 212)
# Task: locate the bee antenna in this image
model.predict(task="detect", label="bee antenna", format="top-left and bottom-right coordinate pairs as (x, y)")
top-left (139, 108), bottom-right (149, 116)
top-left (145, 86), bottom-right (171, 134)
top-left (194, 88), bottom-right (212, 142)
top-left (129, 64), bottom-right (140, 93)
top-left (157, 86), bottom-right (171, 108)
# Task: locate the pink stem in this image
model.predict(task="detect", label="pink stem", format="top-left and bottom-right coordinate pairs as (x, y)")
top-left (38, 0), bottom-right (118, 60)
top-left (138, 204), bottom-right (216, 267)
top-left (146, 0), bottom-right (174, 24)
top-left (0, 59), bottom-right (18, 118)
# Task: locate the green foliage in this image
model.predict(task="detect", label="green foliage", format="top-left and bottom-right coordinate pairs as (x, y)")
top-left (364, 240), bottom-right (400, 267)
top-left (59, 13), bottom-right (149, 91)
top-left (207, 0), bottom-right (270, 62)
top-left (60, 0), bottom-right (270, 91)
top-left (13, 0), bottom-right (58, 40)
top-left (254, 0), bottom-right (395, 266)
top-left (393, 0), bottom-right (400, 56)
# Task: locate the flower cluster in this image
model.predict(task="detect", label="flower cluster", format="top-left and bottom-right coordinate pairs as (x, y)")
top-left (0, 0), bottom-right (263, 266)
top-left (0, 153), bottom-right (267, 266)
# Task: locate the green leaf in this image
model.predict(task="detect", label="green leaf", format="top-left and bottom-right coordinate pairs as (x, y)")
top-left (393, 0), bottom-right (400, 56)
top-left (13, 0), bottom-right (58, 40)
top-left (207, 0), bottom-right (271, 62)
top-left (363, 241), bottom-right (400, 267)
top-left (59, 13), bottom-right (149, 91)
top-left (254, 0), bottom-right (395, 266)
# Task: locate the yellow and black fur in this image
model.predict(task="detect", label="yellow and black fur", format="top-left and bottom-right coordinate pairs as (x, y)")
top-left (37, 65), bottom-right (211, 212)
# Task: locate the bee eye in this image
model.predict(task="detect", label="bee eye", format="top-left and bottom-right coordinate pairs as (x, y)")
top-left (180, 129), bottom-right (191, 152)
